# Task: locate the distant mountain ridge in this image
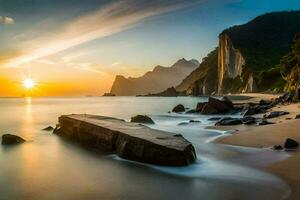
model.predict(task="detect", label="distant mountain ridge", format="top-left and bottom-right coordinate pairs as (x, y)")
top-left (110, 58), bottom-right (199, 96)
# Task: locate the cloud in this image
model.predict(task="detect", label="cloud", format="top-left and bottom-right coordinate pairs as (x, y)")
top-left (0, 16), bottom-right (15, 25)
top-left (2, 0), bottom-right (202, 68)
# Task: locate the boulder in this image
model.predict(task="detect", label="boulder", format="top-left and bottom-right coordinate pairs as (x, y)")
top-left (42, 126), bottom-right (54, 131)
top-left (131, 115), bottom-right (155, 124)
top-left (201, 97), bottom-right (233, 114)
top-left (2, 134), bottom-right (25, 145)
top-left (58, 114), bottom-right (196, 166)
top-left (201, 104), bottom-right (219, 114)
top-left (243, 105), bottom-right (269, 116)
top-left (284, 138), bottom-right (299, 149)
top-left (221, 96), bottom-right (233, 108)
top-left (172, 104), bottom-right (185, 113)
top-left (264, 111), bottom-right (289, 119)
top-left (273, 145), bottom-right (283, 150)
top-left (242, 116), bottom-right (257, 125)
top-left (215, 117), bottom-right (243, 126)
top-left (196, 102), bottom-right (206, 112)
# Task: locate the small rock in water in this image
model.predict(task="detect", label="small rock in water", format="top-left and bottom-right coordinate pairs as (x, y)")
top-left (177, 122), bottom-right (189, 126)
top-left (273, 145), bottom-right (283, 150)
top-left (42, 126), bottom-right (54, 131)
top-left (185, 109), bottom-right (197, 114)
top-left (172, 104), bottom-right (185, 113)
top-left (264, 111), bottom-right (289, 119)
top-left (2, 134), bottom-right (26, 145)
top-left (131, 115), bottom-right (155, 124)
top-left (284, 138), bottom-right (299, 149)
top-left (173, 134), bottom-right (183, 137)
top-left (208, 117), bottom-right (222, 121)
top-left (189, 120), bottom-right (200, 123)
top-left (215, 117), bottom-right (243, 126)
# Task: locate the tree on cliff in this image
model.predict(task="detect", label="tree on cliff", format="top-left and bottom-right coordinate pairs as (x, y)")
top-left (280, 33), bottom-right (300, 99)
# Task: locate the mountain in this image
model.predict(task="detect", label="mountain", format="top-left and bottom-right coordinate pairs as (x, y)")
top-left (110, 58), bottom-right (199, 96)
top-left (176, 49), bottom-right (218, 95)
top-left (177, 10), bottom-right (300, 95)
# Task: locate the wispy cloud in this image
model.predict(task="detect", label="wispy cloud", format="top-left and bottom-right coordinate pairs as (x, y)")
top-left (0, 16), bottom-right (15, 25)
top-left (2, 0), bottom-right (202, 68)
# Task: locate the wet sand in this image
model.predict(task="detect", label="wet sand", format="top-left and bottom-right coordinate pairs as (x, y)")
top-left (215, 94), bottom-right (300, 200)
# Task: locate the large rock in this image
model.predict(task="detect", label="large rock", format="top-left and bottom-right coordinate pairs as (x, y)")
top-left (172, 104), bottom-right (185, 113)
top-left (201, 96), bottom-right (233, 114)
top-left (2, 134), bottom-right (25, 145)
top-left (58, 114), bottom-right (196, 166)
top-left (242, 116), bottom-right (257, 125)
top-left (215, 117), bottom-right (243, 126)
top-left (284, 138), bottom-right (299, 149)
top-left (195, 102), bottom-right (206, 112)
top-left (264, 111), bottom-right (289, 119)
top-left (131, 115), bottom-right (155, 124)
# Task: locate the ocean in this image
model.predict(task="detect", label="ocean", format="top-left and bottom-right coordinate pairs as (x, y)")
top-left (0, 97), bottom-right (291, 200)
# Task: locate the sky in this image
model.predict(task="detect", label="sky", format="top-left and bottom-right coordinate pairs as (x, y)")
top-left (1, 0), bottom-right (300, 97)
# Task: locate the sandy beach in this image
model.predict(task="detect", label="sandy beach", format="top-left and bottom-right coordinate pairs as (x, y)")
top-left (215, 94), bottom-right (300, 200)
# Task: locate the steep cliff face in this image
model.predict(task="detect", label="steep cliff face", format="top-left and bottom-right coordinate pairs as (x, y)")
top-left (110, 58), bottom-right (199, 96)
top-left (176, 49), bottom-right (218, 95)
top-left (178, 11), bottom-right (300, 95)
top-left (221, 11), bottom-right (300, 93)
top-left (217, 33), bottom-right (245, 93)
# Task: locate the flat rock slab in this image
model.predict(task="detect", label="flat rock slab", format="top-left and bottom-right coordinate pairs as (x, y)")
top-left (58, 114), bottom-right (196, 166)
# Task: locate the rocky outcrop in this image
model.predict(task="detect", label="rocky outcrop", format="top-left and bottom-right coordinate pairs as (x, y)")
top-left (2, 134), bottom-right (26, 145)
top-left (110, 58), bottom-right (199, 96)
top-left (140, 87), bottom-right (184, 97)
top-left (200, 96), bottom-right (233, 114)
top-left (58, 114), bottom-right (196, 166)
top-left (177, 11), bottom-right (300, 96)
top-left (176, 49), bottom-right (218, 95)
top-left (218, 33), bottom-right (245, 93)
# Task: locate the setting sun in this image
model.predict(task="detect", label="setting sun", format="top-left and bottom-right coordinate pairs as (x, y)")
top-left (23, 78), bottom-right (35, 89)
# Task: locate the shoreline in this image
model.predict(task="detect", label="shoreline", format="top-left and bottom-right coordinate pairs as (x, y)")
top-left (213, 93), bottom-right (300, 200)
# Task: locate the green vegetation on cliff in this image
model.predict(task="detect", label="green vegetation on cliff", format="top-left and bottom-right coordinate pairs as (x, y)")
top-left (280, 33), bottom-right (300, 92)
top-left (222, 11), bottom-right (300, 92)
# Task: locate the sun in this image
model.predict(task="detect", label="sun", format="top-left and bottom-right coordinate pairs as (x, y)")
top-left (23, 78), bottom-right (36, 90)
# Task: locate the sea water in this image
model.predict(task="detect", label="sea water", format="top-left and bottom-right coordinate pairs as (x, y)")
top-left (0, 97), bottom-right (291, 200)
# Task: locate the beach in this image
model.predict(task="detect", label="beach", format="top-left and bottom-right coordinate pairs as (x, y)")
top-left (216, 94), bottom-right (300, 200)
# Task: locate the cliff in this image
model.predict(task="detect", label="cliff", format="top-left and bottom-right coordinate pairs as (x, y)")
top-left (110, 58), bottom-right (199, 96)
top-left (280, 33), bottom-right (300, 100)
top-left (176, 49), bottom-right (218, 95)
top-left (179, 11), bottom-right (300, 95)
top-left (219, 11), bottom-right (300, 93)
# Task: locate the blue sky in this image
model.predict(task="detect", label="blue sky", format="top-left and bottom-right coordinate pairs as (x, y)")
top-left (1, 0), bottom-right (300, 96)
